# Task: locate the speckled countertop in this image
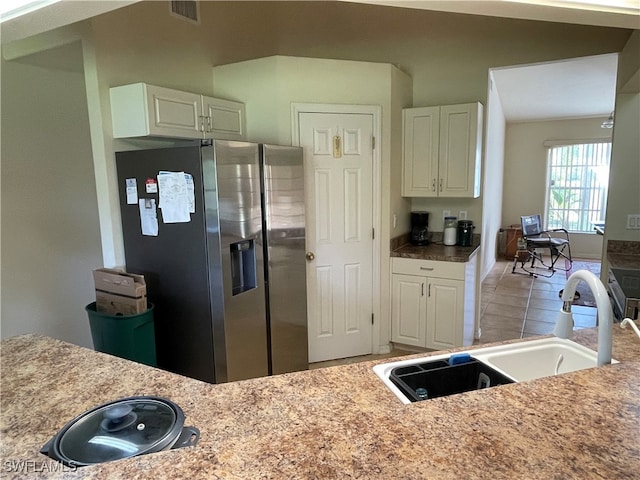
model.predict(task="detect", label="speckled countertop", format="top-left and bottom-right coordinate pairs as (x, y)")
top-left (607, 240), bottom-right (640, 270)
top-left (2, 329), bottom-right (640, 479)
top-left (391, 236), bottom-right (480, 262)
top-left (608, 254), bottom-right (640, 270)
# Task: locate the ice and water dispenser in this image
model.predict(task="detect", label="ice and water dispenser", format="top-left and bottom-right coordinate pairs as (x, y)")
top-left (230, 239), bottom-right (257, 296)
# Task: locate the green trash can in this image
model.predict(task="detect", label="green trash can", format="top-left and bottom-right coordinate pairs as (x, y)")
top-left (85, 302), bottom-right (157, 367)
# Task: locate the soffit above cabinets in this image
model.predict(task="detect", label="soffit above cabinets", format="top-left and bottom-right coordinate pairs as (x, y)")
top-left (343, 0), bottom-right (640, 30)
top-left (1, 0), bottom-right (141, 43)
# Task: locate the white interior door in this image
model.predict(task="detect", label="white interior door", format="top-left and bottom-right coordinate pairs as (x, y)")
top-left (299, 112), bottom-right (374, 363)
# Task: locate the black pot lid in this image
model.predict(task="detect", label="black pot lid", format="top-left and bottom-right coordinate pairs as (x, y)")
top-left (52, 397), bottom-right (183, 466)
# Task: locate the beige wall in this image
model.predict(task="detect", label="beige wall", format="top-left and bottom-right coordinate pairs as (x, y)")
top-left (502, 117), bottom-right (612, 259)
top-left (605, 31), bottom-right (640, 245)
top-left (605, 93), bottom-right (640, 242)
top-left (1, 43), bottom-right (103, 347)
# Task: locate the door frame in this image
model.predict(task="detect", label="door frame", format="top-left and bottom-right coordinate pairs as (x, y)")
top-left (291, 103), bottom-right (383, 356)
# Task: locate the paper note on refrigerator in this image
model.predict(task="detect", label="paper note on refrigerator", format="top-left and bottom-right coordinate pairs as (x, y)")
top-left (185, 173), bottom-right (195, 214)
top-left (126, 178), bottom-right (138, 205)
top-left (139, 198), bottom-right (158, 236)
top-left (157, 171), bottom-right (190, 223)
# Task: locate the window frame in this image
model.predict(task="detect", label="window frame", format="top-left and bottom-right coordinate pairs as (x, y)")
top-left (543, 139), bottom-right (612, 234)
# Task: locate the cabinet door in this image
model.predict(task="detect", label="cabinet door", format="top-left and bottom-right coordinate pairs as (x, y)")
top-left (145, 85), bottom-right (203, 138)
top-left (438, 102), bottom-right (482, 198)
top-left (391, 274), bottom-right (427, 347)
top-left (202, 96), bottom-right (246, 140)
top-left (426, 278), bottom-right (463, 350)
top-left (402, 107), bottom-right (439, 197)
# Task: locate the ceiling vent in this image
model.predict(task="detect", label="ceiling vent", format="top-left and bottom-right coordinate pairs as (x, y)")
top-left (170, 1), bottom-right (199, 24)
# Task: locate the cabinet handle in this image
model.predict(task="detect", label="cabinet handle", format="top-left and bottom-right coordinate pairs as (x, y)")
top-left (432, 179), bottom-right (436, 192)
top-left (439, 178), bottom-right (443, 192)
top-left (420, 267), bottom-right (434, 271)
top-left (421, 283), bottom-right (425, 297)
top-left (428, 283), bottom-right (431, 297)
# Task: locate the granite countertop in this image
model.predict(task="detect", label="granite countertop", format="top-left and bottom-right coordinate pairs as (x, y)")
top-left (391, 239), bottom-right (480, 262)
top-left (608, 253), bottom-right (640, 271)
top-left (607, 240), bottom-right (640, 270)
top-left (2, 329), bottom-right (640, 479)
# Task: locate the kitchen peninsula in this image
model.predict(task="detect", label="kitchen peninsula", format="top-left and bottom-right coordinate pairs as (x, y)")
top-left (1, 329), bottom-right (639, 479)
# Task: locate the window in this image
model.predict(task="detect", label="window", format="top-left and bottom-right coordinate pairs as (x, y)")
top-left (545, 141), bottom-right (611, 233)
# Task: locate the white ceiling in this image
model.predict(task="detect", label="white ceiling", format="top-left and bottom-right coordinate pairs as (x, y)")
top-left (491, 53), bottom-right (619, 122)
top-left (1, 0), bottom-right (634, 122)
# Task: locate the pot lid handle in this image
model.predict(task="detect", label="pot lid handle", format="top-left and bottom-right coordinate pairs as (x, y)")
top-left (101, 404), bottom-right (138, 432)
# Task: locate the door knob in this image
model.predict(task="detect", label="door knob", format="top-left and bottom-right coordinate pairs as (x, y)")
top-left (306, 252), bottom-right (315, 261)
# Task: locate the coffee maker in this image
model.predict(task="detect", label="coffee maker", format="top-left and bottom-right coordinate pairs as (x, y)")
top-left (410, 211), bottom-right (430, 246)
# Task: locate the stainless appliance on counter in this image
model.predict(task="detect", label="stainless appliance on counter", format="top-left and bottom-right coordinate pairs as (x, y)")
top-left (116, 140), bottom-right (307, 383)
top-left (457, 220), bottom-right (474, 247)
top-left (607, 267), bottom-right (640, 320)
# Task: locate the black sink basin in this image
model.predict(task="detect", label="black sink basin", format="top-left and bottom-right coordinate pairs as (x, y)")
top-left (390, 358), bottom-right (514, 402)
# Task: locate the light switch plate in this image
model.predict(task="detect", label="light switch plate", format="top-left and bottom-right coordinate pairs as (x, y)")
top-left (627, 214), bottom-right (640, 229)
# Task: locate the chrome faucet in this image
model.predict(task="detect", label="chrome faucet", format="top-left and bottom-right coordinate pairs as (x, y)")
top-left (553, 269), bottom-right (613, 366)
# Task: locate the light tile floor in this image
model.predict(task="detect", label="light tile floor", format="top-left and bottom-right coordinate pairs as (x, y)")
top-left (477, 259), bottom-right (598, 344)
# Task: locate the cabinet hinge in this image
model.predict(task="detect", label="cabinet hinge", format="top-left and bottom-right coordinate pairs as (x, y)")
top-left (371, 313), bottom-right (374, 325)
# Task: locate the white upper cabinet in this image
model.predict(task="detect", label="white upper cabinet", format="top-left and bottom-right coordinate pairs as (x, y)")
top-left (201, 96), bottom-right (245, 140)
top-left (402, 102), bottom-right (483, 198)
top-left (402, 106), bottom-right (439, 197)
top-left (110, 83), bottom-right (246, 141)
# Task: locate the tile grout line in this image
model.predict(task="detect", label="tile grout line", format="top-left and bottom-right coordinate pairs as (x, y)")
top-left (520, 272), bottom-right (536, 339)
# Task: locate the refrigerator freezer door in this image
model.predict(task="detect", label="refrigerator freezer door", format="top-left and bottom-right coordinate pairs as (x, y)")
top-left (116, 144), bottom-right (220, 383)
top-left (261, 144), bottom-right (309, 374)
top-left (210, 140), bottom-right (269, 381)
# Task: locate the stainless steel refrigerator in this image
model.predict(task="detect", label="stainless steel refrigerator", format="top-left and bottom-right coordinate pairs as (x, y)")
top-left (115, 140), bottom-right (307, 383)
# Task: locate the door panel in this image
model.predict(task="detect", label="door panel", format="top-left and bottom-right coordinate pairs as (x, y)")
top-left (426, 279), bottom-right (462, 350)
top-left (299, 112), bottom-right (374, 363)
top-left (391, 274), bottom-right (427, 347)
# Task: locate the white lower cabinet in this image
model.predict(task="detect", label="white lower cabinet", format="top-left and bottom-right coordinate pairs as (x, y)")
top-left (391, 274), bottom-right (427, 347)
top-left (391, 255), bottom-right (476, 350)
top-left (426, 278), bottom-right (462, 350)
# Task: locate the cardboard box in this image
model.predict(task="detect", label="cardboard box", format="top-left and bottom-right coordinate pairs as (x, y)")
top-left (96, 291), bottom-right (147, 316)
top-left (93, 268), bottom-right (146, 298)
top-left (93, 268), bottom-right (147, 315)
